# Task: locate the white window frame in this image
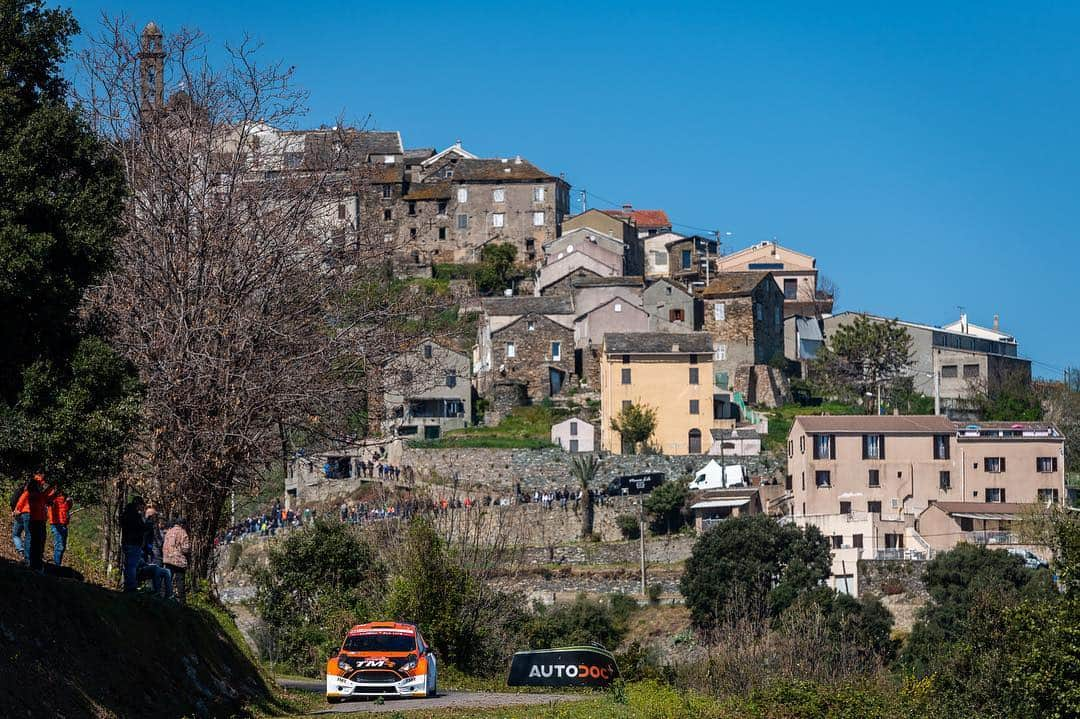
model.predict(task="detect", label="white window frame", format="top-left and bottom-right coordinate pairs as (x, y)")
top-left (457, 187), bottom-right (468, 203)
top-left (533, 186), bottom-right (545, 202)
top-left (714, 343), bottom-right (727, 361)
top-left (551, 341), bottom-right (561, 361)
top-left (714, 303), bottom-right (726, 321)
top-left (505, 342), bottom-right (516, 359)
top-left (492, 188), bottom-right (505, 202)
top-left (492, 212), bottom-right (505, 228)
top-left (533, 211), bottom-right (545, 226)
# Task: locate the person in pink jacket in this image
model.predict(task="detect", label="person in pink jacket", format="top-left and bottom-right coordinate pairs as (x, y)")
top-left (163, 518), bottom-right (192, 604)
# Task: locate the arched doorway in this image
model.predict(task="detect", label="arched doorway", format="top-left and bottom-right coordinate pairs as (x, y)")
top-left (688, 428), bottom-right (702, 454)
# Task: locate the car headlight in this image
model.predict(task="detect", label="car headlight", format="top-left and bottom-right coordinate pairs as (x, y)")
top-left (337, 658), bottom-right (352, 671)
top-left (399, 660), bottom-right (417, 672)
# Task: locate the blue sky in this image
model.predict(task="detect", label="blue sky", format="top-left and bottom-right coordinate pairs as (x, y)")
top-left (63, 1), bottom-right (1078, 377)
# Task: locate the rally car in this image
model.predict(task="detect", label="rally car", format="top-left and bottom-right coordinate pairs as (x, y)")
top-left (325, 622), bottom-right (437, 703)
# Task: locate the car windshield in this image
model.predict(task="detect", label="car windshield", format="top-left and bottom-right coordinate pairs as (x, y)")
top-left (342, 633), bottom-right (416, 653)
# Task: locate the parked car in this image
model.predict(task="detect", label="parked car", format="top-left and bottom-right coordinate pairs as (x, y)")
top-left (325, 622), bottom-right (437, 703)
top-left (1006, 548), bottom-right (1049, 570)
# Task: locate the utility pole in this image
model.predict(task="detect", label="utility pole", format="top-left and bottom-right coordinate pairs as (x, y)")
top-left (638, 494), bottom-right (646, 595)
top-left (933, 371), bottom-right (941, 416)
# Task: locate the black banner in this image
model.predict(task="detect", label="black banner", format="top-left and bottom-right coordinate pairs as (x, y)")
top-left (507, 647), bottom-right (620, 688)
top-left (607, 472), bottom-right (665, 496)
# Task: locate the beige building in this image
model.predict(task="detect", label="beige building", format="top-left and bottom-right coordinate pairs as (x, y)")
top-left (383, 340), bottom-right (472, 440)
top-left (643, 231), bottom-right (684, 279)
top-left (791, 511), bottom-right (910, 594)
top-left (786, 415), bottom-right (1065, 520)
top-left (819, 312), bottom-right (1031, 411)
top-left (599, 332), bottom-right (723, 455)
top-left (715, 241), bottom-right (832, 317)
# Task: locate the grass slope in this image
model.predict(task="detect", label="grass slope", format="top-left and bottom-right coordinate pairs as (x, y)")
top-left (0, 558), bottom-right (282, 718)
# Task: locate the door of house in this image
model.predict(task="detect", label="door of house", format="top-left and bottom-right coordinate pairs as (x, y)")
top-left (549, 367), bottom-right (565, 395)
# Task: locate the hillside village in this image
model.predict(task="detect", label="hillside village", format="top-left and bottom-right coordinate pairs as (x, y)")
top-left (270, 118), bottom-right (1067, 604)
top-left (4, 9), bottom-right (1080, 718)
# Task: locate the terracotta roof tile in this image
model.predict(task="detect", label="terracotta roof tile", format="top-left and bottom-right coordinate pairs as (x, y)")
top-left (602, 208), bottom-right (671, 229)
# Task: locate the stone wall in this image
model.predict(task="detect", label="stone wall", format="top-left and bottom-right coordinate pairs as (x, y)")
top-left (400, 445), bottom-right (781, 491)
top-left (486, 380), bottom-right (528, 425)
top-left (857, 558), bottom-right (931, 632)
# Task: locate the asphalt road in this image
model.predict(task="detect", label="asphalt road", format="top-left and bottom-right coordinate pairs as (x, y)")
top-left (278, 678), bottom-right (584, 714)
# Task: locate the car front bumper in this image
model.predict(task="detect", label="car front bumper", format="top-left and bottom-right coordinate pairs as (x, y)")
top-left (326, 672), bottom-right (427, 698)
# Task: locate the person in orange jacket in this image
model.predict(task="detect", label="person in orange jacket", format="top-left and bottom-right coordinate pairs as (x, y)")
top-left (48, 491), bottom-right (73, 567)
top-left (25, 473), bottom-right (57, 572)
top-left (9, 479), bottom-right (32, 566)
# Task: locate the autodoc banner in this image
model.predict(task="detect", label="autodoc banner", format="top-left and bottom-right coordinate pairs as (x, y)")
top-left (507, 646), bottom-right (620, 688)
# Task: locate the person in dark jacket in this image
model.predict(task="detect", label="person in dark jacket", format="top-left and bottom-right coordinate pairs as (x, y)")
top-left (119, 496), bottom-right (147, 592)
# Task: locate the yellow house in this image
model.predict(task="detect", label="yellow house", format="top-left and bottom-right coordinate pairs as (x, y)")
top-left (600, 332), bottom-right (719, 455)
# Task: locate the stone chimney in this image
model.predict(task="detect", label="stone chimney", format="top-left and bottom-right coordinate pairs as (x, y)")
top-left (993, 314), bottom-right (1000, 331)
top-left (960, 312), bottom-right (969, 333)
top-left (622, 203), bottom-right (633, 212)
top-left (671, 343), bottom-right (680, 353)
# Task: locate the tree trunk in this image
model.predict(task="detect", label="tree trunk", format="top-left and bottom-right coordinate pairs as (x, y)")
top-left (580, 490), bottom-right (594, 539)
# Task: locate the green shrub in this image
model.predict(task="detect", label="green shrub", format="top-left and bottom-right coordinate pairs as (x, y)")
top-left (617, 514), bottom-right (641, 540)
top-left (524, 593), bottom-right (636, 651)
top-left (647, 583), bottom-right (663, 605)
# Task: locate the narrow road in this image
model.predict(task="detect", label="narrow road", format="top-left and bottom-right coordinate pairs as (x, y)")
top-left (278, 678), bottom-right (585, 714)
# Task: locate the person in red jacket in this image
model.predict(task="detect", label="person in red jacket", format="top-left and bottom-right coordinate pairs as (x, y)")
top-left (26, 473), bottom-right (57, 572)
top-left (48, 491), bottom-right (73, 567)
top-left (10, 480), bottom-right (32, 566)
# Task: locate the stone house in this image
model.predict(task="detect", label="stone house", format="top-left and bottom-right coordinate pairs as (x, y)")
top-left (601, 204), bottom-right (672, 238)
top-left (643, 231), bottom-right (684, 279)
top-left (562, 209), bottom-right (643, 275)
top-left (699, 272), bottom-right (785, 391)
top-left (384, 340), bottom-right (472, 440)
top-left (536, 251), bottom-right (620, 296)
top-left (475, 296), bottom-right (576, 401)
top-left (398, 145), bottom-right (570, 267)
top-left (575, 296), bottom-right (652, 389)
top-left (551, 417), bottom-right (597, 453)
top-left (643, 278), bottom-right (696, 329)
top-left (714, 241), bottom-right (833, 318)
top-left (666, 235), bottom-right (719, 286)
top-left (820, 311), bottom-right (1031, 411)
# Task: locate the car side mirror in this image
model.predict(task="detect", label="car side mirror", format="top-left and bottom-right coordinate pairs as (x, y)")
top-left (330, 650), bottom-right (339, 659)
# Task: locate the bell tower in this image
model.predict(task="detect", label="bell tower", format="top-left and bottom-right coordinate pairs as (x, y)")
top-left (138, 21), bottom-right (165, 113)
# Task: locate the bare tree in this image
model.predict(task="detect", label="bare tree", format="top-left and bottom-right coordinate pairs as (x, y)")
top-left (78, 19), bottom-right (449, 576)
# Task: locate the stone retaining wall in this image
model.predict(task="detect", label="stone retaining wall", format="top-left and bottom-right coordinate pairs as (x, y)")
top-left (398, 446), bottom-right (782, 491)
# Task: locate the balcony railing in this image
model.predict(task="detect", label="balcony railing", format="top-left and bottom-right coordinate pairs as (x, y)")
top-left (875, 548), bottom-right (929, 561)
top-left (967, 530), bottom-right (1018, 545)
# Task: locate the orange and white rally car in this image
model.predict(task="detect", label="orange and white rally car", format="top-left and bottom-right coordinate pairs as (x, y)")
top-left (325, 622), bottom-right (437, 703)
